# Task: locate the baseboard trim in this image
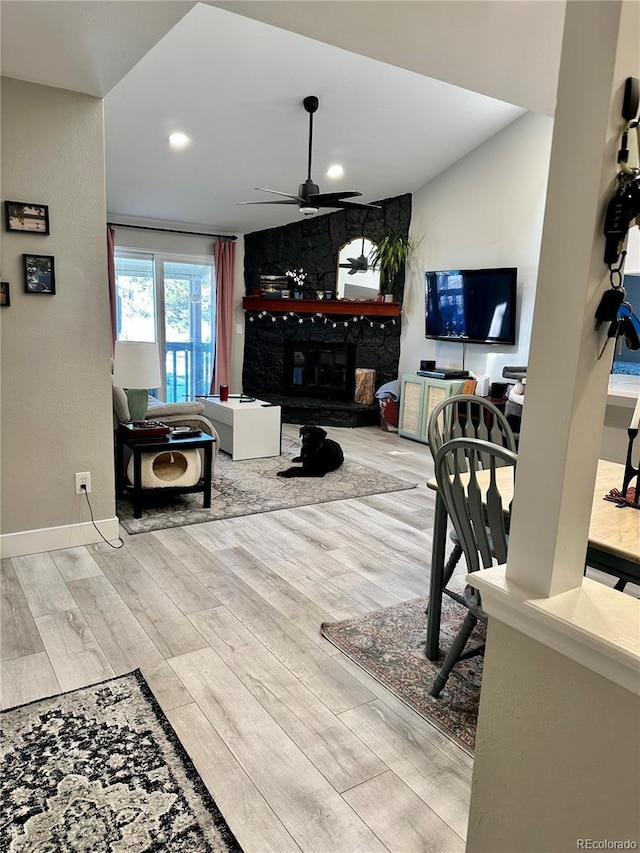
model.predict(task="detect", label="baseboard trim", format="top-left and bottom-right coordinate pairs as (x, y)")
top-left (0, 518), bottom-right (121, 558)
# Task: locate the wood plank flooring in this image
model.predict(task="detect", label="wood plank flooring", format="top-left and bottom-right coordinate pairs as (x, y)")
top-left (0, 424), bottom-right (472, 852)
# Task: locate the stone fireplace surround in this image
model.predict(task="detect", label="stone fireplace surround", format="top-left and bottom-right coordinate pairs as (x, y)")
top-left (241, 193), bottom-right (411, 426)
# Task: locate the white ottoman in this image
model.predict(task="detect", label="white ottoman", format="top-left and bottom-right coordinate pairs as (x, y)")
top-left (127, 449), bottom-right (201, 489)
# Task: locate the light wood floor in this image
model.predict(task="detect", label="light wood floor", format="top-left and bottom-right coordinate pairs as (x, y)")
top-left (2, 424), bottom-right (636, 851)
top-left (1, 424), bottom-right (478, 852)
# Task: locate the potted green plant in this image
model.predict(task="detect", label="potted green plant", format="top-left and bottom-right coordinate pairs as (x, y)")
top-left (369, 231), bottom-right (412, 301)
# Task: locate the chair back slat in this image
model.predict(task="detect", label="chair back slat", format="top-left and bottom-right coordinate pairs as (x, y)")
top-left (427, 395), bottom-right (516, 476)
top-left (435, 438), bottom-right (517, 574)
top-left (485, 457), bottom-right (509, 563)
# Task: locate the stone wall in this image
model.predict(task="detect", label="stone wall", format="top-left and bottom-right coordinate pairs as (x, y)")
top-left (241, 193), bottom-right (411, 425)
top-left (242, 193), bottom-right (411, 301)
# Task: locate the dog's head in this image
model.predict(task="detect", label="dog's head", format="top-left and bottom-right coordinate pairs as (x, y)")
top-left (299, 424), bottom-right (327, 451)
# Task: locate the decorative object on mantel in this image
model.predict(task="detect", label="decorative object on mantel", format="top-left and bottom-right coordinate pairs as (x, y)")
top-left (286, 267), bottom-right (307, 299)
top-left (246, 309), bottom-right (398, 330)
top-left (370, 231), bottom-right (412, 299)
top-left (354, 368), bottom-right (376, 405)
top-left (0, 670), bottom-right (243, 852)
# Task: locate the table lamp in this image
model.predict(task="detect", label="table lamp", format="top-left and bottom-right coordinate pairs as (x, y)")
top-left (113, 341), bottom-right (162, 423)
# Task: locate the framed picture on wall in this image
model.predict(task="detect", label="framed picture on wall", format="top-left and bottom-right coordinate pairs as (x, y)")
top-left (23, 254), bottom-right (56, 294)
top-left (5, 201), bottom-right (50, 234)
top-left (0, 282), bottom-right (10, 306)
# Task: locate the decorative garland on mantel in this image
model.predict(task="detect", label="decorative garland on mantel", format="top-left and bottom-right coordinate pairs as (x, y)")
top-left (246, 310), bottom-right (399, 329)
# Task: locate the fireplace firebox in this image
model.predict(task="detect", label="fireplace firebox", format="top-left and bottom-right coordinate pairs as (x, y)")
top-left (284, 342), bottom-right (355, 399)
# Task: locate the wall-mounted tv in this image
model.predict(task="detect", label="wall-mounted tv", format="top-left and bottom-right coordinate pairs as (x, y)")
top-left (425, 267), bottom-right (517, 345)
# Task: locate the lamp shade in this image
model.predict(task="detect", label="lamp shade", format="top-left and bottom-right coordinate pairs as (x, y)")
top-left (113, 341), bottom-right (162, 389)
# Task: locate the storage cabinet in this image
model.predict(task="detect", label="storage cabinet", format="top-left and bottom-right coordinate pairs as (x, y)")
top-left (398, 374), bottom-right (465, 444)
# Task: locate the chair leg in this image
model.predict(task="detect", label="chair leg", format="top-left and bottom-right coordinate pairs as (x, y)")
top-left (443, 544), bottom-right (463, 588)
top-left (424, 544), bottom-right (463, 616)
top-left (430, 610), bottom-right (478, 698)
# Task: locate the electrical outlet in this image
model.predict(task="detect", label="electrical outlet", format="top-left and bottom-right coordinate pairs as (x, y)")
top-left (236, 323), bottom-right (243, 335)
top-left (75, 472), bottom-right (92, 494)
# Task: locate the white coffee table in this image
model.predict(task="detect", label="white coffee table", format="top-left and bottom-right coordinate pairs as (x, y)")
top-left (196, 396), bottom-right (281, 460)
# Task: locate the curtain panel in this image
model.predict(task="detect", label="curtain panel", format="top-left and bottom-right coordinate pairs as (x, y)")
top-left (211, 239), bottom-right (236, 393)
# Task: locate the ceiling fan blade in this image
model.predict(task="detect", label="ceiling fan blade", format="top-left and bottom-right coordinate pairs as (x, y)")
top-left (319, 199), bottom-right (382, 211)
top-left (254, 187), bottom-right (305, 202)
top-left (310, 191), bottom-right (362, 203)
top-left (238, 199), bottom-right (299, 205)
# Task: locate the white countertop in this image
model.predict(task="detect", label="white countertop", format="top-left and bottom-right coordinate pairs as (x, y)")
top-left (608, 374), bottom-right (640, 408)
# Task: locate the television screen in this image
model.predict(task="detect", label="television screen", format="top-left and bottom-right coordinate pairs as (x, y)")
top-left (613, 273), bottom-right (640, 372)
top-left (425, 267), bottom-right (517, 345)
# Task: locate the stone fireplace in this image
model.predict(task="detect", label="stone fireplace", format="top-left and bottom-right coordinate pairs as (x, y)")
top-left (242, 305), bottom-right (401, 425)
top-left (241, 193), bottom-right (411, 426)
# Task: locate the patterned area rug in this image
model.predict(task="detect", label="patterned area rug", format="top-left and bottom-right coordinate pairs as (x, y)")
top-left (117, 437), bottom-right (417, 534)
top-left (322, 596), bottom-right (485, 754)
top-left (0, 671), bottom-right (243, 852)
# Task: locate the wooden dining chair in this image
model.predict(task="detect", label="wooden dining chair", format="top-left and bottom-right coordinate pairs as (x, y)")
top-left (430, 436), bottom-right (518, 698)
top-left (426, 395), bottom-right (517, 599)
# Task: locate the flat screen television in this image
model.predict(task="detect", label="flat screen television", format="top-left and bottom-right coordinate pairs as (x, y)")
top-left (425, 267), bottom-right (517, 345)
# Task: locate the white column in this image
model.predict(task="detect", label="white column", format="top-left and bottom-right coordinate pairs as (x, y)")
top-left (505, 0), bottom-right (639, 597)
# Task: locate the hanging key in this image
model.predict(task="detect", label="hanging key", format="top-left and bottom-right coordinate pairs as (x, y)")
top-left (595, 286), bottom-right (625, 329)
top-left (598, 317), bottom-right (621, 359)
top-left (603, 185), bottom-right (632, 265)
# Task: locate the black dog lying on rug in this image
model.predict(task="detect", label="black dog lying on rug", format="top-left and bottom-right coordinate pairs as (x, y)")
top-left (277, 425), bottom-right (344, 478)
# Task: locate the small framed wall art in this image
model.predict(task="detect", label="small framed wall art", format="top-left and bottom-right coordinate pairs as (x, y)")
top-left (5, 201), bottom-right (50, 234)
top-left (23, 254), bottom-right (55, 294)
top-left (0, 282), bottom-right (10, 307)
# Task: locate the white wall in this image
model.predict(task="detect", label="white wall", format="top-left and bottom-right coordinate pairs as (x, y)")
top-left (1, 78), bottom-right (116, 553)
top-left (468, 620), bottom-right (639, 851)
top-left (110, 224), bottom-right (217, 258)
top-left (401, 111), bottom-right (554, 381)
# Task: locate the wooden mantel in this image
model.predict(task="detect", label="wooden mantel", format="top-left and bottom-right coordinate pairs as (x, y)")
top-left (242, 297), bottom-right (401, 317)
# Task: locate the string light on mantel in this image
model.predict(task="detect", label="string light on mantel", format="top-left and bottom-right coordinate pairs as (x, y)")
top-left (246, 310), bottom-right (397, 329)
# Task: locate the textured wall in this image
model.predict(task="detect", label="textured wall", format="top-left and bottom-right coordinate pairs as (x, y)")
top-left (1, 78), bottom-right (114, 536)
top-left (242, 194), bottom-right (411, 403)
top-left (468, 619), bottom-right (640, 851)
top-left (243, 193), bottom-right (411, 300)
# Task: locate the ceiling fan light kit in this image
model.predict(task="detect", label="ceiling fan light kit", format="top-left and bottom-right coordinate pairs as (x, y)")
top-left (240, 95), bottom-right (381, 216)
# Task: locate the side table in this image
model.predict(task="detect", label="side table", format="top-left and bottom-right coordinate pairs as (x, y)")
top-left (115, 430), bottom-right (215, 518)
top-left (196, 396), bottom-right (281, 460)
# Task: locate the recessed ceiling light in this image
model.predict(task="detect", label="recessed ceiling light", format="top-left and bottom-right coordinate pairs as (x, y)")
top-left (326, 164), bottom-right (344, 179)
top-left (168, 132), bottom-right (190, 148)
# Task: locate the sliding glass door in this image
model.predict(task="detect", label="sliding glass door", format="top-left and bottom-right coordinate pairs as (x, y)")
top-left (114, 250), bottom-right (215, 402)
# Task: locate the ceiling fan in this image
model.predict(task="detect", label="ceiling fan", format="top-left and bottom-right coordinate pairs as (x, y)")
top-left (339, 238), bottom-right (373, 274)
top-left (239, 95), bottom-right (381, 215)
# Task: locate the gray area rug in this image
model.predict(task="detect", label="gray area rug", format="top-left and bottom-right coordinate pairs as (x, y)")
top-left (0, 670), bottom-right (243, 852)
top-left (117, 437), bottom-right (417, 534)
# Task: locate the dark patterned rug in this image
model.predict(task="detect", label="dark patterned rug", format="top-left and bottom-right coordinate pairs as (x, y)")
top-left (0, 671), bottom-right (243, 852)
top-left (322, 596), bottom-right (485, 755)
top-left (117, 437), bottom-right (417, 534)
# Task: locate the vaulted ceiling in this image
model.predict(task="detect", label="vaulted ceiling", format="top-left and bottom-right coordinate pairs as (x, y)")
top-left (1, 1), bottom-right (565, 234)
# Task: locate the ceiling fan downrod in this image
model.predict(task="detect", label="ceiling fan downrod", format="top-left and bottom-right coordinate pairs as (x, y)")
top-left (303, 95), bottom-right (319, 183)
